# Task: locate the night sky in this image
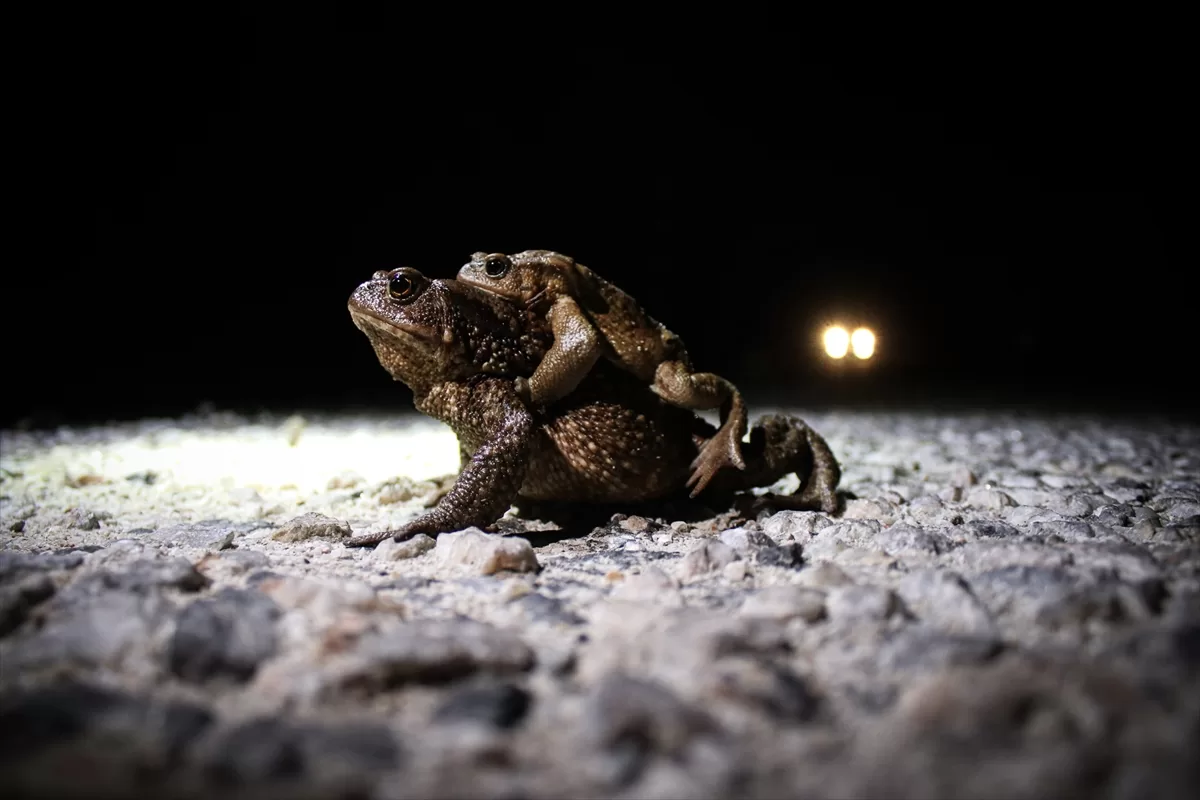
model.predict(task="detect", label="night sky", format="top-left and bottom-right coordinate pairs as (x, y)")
top-left (8, 12), bottom-right (1189, 429)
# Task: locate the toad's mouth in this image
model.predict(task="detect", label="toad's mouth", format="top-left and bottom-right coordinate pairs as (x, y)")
top-left (348, 305), bottom-right (439, 343)
top-left (457, 276), bottom-right (525, 302)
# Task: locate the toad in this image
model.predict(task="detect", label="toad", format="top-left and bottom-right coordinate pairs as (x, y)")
top-left (457, 250), bottom-right (748, 495)
top-left (344, 267), bottom-right (840, 547)
top-left (343, 266), bottom-right (840, 546)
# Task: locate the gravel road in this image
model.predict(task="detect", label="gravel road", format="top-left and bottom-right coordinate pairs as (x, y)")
top-left (2, 409), bottom-right (1197, 799)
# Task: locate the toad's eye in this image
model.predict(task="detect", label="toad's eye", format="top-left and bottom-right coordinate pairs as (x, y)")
top-left (388, 273), bottom-right (417, 302)
top-left (484, 255), bottom-right (511, 278)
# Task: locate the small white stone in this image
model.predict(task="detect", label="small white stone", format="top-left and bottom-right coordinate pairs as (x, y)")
top-left (722, 561), bottom-right (749, 581)
top-left (843, 497), bottom-right (900, 524)
top-left (434, 528), bottom-right (539, 575)
top-left (966, 487), bottom-right (1016, 510)
top-left (271, 512), bottom-right (352, 542)
top-left (228, 487), bottom-right (264, 504)
top-left (370, 533), bottom-right (436, 561)
top-left (612, 567), bottom-right (682, 605)
top-left (680, 540), bottom-right (740, 580)
top-left (740, 586), bottom-right (826, 622)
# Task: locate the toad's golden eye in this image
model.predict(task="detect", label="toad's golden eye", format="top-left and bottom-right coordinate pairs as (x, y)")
top-left (484, 254), bottom-right (511, 278)
top-left (388, 269), bottom-right (425, 303)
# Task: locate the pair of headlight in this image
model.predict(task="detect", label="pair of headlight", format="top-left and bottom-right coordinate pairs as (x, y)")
top-left (823, 326), bottom-right (875, 360)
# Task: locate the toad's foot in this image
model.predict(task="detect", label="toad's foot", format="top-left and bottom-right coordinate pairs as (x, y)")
top-left (687, 422), bottom-right (747, 497)
top-left (737, 488), bottom-right (842, 518)
top-left (345, 523), bottom-right (432, 548)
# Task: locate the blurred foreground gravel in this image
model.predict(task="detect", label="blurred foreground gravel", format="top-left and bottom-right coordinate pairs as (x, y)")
top-left (1, 409), bottom-right (1198, 799)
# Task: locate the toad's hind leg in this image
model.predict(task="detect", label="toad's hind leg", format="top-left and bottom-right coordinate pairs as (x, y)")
top-left (652, 360), bottom-right (748, 496)
top-left (707, 413), bottom-right (841, 515)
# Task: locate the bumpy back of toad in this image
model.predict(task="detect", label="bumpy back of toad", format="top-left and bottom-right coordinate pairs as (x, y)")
top-left (458, 249), bottom-right (688, 380)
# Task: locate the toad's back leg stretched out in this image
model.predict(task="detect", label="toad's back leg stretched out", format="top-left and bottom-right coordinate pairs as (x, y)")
top-left (701, 413), bottom-right (841, 515)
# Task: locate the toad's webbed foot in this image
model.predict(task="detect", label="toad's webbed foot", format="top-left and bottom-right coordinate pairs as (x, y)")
top-left (686, 407), bottom-right (749, 497)
top-left (653, 360), bottom-right (749, 495)
top-left (345, 507), bottom-right (471, 547)
top-left (704, 413), bottom-right (841, 514)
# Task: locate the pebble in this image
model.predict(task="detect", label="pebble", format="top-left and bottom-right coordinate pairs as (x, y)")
top-left (432, 681), bottom-right (532, 729)
top-left (679, 540), bottom-right (740, 579)
top-left (271, 512), bottom-right (352, 542)
top-left (371, 532), bottom-right (436, 561)
top-left (434, 528), bottom-right (540, 574)
top-left (739, 585), bottom-right (827, 623)
top-left (168, 588), bottom-right (282, 683)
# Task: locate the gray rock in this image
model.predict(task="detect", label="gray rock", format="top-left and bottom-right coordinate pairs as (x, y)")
top-left (754, 542), bottom-right (804, 569)
top-left (739, 586), bottom-right (826, 623)
top-left (72, 558), bottom-right (210, 595)
top-left (943, 540), bottom-right (1072, 574)
top-left (717, 527), bottom-right (775, 553)
top-left (1092, 503), bottom-right (1158, 528)
top-left (906, 494), bottom-right (948, 525)
top-left (168, 588), bottom-right (281, 684)
top-left (1045, 492), bottom-right (1109, 517)
top-left (514, 592), bottom-right (585, 626)
top-left (879, 628), bottom-right (1004, 671)
top-left (967, 565), bottom-right (1158, 631)
top-left (611, 567), bottom-right (682, 604)
top-left (432, 681), bottom-right (532, 729)
top-left (271, 512), bottom-right (351, 542)
top-left (875, 523), bottom-right (950, 556)
top-left (434, 528), bottom-right (540, 574)
top-left (964, 520), bottom-right (1020, 539)
top-left (796, 561), bottom-right (854, 589)
top-left (1099, 479), bottom-right (1151, 505)
top-left (896, 570), bottom-right (996, 634)
top-left (966, 487), bottom-right (1016, 510)
top-left (843, 497), bottom-right (901, 524)
top-left (208, 548), bottom-right (271, 575)
top-left (705, 656), bottom-right (820, 722)
top-left (1030, 519), bottom-right (1110, 542)
top-left (150, 519), bottom-right (264, 549)
top-left (322, 619), bottom-right (535, 691)
top-left (371, 532), bottom-right (436, 561)
top-left (202, 717), bottom-right (398, 789)
top-left (0, 682), bottom-right (213, 795)
top-left (1069, 540), bottom-right (1163, 582)
top-left (844, 657), bottom-right (1195, 800)
top-left (0, 550), bottom-right (84, 582)
top-left (1150, 496), bottom-right (1200, 522)
top-left (582, 672), bottom-right (723, 788)
top-left (3, 585), bottom-right (175, 675)
top-left (58, 508), bottom-right (110, 530)
top-left (0, 573), bottom-right (55, 636)
top-left (680, 540), bottom-right (740, 579)
top-left (760, 510), bottom-right (832, 541)
top-left (826, 585), bottom-right (903, 623)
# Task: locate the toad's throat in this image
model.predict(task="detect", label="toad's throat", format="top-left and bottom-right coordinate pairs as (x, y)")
top-left (348, 306), bottom-right (439, 342)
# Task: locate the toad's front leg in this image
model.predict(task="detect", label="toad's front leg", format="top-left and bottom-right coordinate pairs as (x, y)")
top-left (346, 385), bottom-right (534, 547)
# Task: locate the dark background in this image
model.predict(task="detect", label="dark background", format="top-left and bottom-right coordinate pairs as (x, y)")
top-left (7, 12), bottom-right (1190, 429)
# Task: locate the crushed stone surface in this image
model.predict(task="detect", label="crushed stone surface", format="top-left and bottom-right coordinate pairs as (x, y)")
top-left (1, 408), bottom-right (1198, 799)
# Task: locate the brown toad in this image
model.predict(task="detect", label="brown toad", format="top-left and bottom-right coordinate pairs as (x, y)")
top-left (345, 267), bottom-right (840, 547)
top-left (457, 249), bottom-right (749, 496)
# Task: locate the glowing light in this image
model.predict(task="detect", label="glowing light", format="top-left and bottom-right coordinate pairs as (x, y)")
top-left (823, 326), bottom-right (849, 359)
top-left (851, 328), bottom-right (875, 359)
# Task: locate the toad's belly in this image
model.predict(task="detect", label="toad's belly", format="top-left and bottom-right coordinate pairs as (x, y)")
top-left (517, 401), bottom-right (698, 502)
